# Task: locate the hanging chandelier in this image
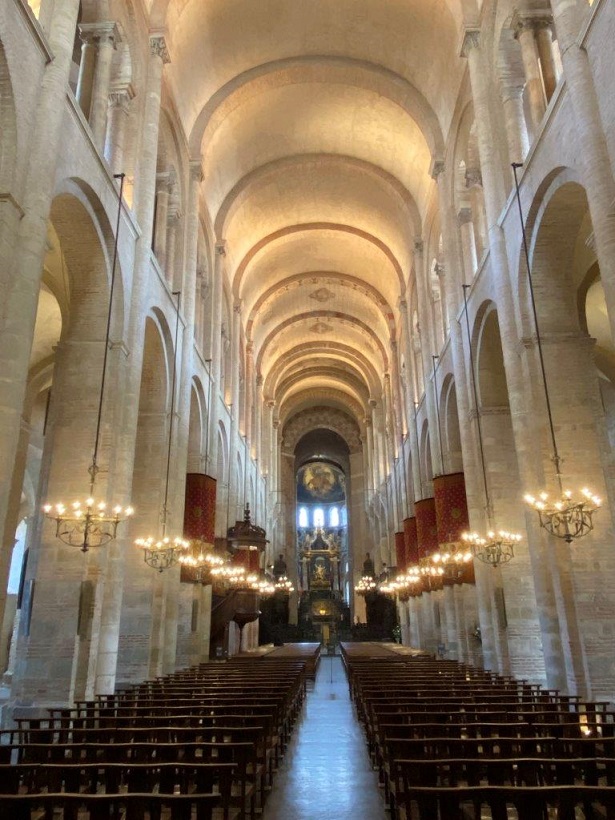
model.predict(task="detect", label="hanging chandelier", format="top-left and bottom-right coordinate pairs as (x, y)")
top-left (419, 562), bottom-right (444, 589)
top-left (354, 575), bottom-right (377, 596)
top-left (274, 575), bottom-right (294, 594)
top-left (430, 547), bottom-right (474, 582)
top-left (43, 174), bottom-right (133, 552)
top-left (136, 535), bottom-right (190, 572)
top-left (44, 498), bottom-right (134, 552)
top-left (462, 530), bottom-right (521, 567)
top-left (512, 164), bottom-right (600, 543)
top-left (380, 568), bottom-right (422, 600)
top-left (460, 284), bottom-right (523, 566)
top-left (179, 540), bottom-right (225, 583)
top-left (135, 291), bottom-right (189, 571)
top-left (523, 489), bottom-right (600, 544)
top-left (247, 572), bottom-right (276, 597)
top-left (210, 563), bottom-right (247, 587)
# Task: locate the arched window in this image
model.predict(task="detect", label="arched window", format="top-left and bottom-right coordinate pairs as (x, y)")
top-left (298, 507), bottom-right (308, 528)
top-left (329, 507), bottom-right (339, 527)
top-left (341, 506), bottom-right (348, 527)
top-left (313, 507), bottom-right (324, 527)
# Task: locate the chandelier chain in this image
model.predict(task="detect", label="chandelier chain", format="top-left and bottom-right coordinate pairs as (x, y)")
top-left (91, 172), bottom-right (125, 496)
top-left (512, 163), bottom-right (563, 493)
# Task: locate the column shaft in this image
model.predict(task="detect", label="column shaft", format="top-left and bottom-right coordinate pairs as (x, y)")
top-left (0, 0), bottom-right (82, 637)
top-left (153, 174), bottom-right (170, 273)
top-left (515, 23), bottom-right (547, 134)
top-left (104, 87), bottom-right (133, 174)
top-left (88, 24), bottom-right (118, 151)
top-left (548, 0), bottom-right (615, 347)
top-left (501, 88), bottom-right (530, 165)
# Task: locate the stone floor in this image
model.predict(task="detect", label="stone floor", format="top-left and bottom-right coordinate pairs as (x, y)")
top-left (263, 654), bottom-right (388, 820)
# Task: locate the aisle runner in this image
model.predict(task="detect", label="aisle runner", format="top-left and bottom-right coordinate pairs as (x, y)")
top-left (263, 655), bottom-right (388, 820)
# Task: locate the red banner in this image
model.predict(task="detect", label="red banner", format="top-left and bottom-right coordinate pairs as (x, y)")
top-left (403, 517), bottom-right (418, 566)
top-left (183, 474), bottom-right (217, 543)
top-left (415, 497), bottom-right (438, 559)
top-left (434, 472), bottom-right (474, 585)
top-left (434, 472), bottom-right (469, 545)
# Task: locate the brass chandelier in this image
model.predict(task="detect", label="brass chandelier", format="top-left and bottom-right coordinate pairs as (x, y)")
top-left (43, 174), bottom-right (134, 552)
top-left (460, 284), bottom-right (522, 567)
top-left (135, 291), bottom-right (189, 570)
top-left (512, 163), bottom-right (600, 543)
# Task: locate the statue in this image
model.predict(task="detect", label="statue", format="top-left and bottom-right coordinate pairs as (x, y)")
top-left (363, 552), bottom-right (375, 577)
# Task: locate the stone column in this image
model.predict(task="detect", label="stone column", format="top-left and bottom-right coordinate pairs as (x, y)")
top-left (254, 376), bottom-right (263, 465)
top-left (209, 243), bottom-right (226, 387)
top-left (11, 320), bottom-right (114, 705)
top-left (390, 339), bottom-right (406, 439)
top-left (413, 240), bottom-right (443, 477)
top-left (461, 29), bottom-right (567, 687)
top-left (165, 193), bottom-right (181, 290)
top-left (153, 173), bottom-right (170, 273)
top-left (271, 414), bottom-right (280, 493)
top-left (104, 85), bottom-right (135, 174)
top-left (458, 207), bottom-right (478, 280)
top-left (263, 401), bottom-right (274, 479)
top-left (370, 399), bottom-right (382, 488)
top-left (245, 343), bottom-right (254, 443)
top-left (87, 23), bottom-right (120, 151)
top-left (164, 158), bottom-right (202, 678)
top-left (466, 169), bottom-right (487, 258)
top-left (500, 84), bottom-right (530, 164)
top-left (384, 374), bottom-right (400, 524)
top-left (230, 303), bottom-right (242, 412)
top-left (195, 270), bottom-right (208, 354)
top-left (98, 32), bottom-right (171, 692)
top-left (171, 161), bottom-right (205, 669)
top-left (0, 0), bottom-right (82, 625)
top-left (75, 25), bottom-right (98, 117)
top-left (229, 302), bottom-right (242, 518)
top-left (363, 414), bottom-right (374, 497)
top-left (513, 13), bottom-right (547, 135)
top-left (547, 0), bottom-right (615, 347)
top-left (399, 298), bottom-right (422, 498)
top-left (535, 18), bottom-right (558, 101)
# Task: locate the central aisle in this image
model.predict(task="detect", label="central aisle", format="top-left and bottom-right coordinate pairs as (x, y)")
top-left (263, 655), bottom-right (388, 820)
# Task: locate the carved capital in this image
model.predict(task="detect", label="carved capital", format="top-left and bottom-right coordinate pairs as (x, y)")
top-left (460, 28), bottom-right (481, 57)
top-left (465, 168), bottom-right (483, 189)
top-left (398, 297), bottom-right (408, 313)
top-left (108, 83), bottom-right (135, 111)
top-left (189, 158), bottom-right (204, 183)
top-left (79, 22), bottom-right (121, 48)
top-left (149, 32), bottom-right (171, 64)
top-left (413, 239), bottom-right (424, 255)
top-left (430, 159), bottom-right (445, 180)
top-left (156, 171), bottom-right (171, 194)
top-left (512, 10), bottom-right (553, 37)
top-left (215, 240), bottom-right (227, 256)
top-left (458, 206), bottom-right (473, 226)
